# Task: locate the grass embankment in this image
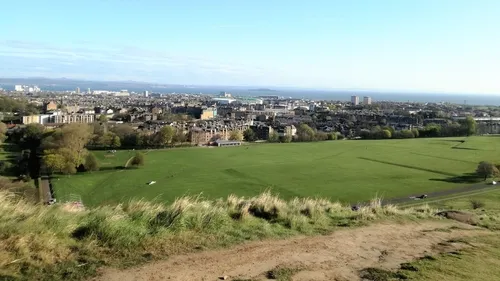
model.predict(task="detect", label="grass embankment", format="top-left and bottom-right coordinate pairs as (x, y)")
top-left (405, 189), bottom-right (500, 230)
top-left (396, 234), bottom-right (500, 281)
top-left (359, 190), bottom-right (500, 281)
top-left (361, 233), bottom-right (500, 281)
top-left (54, 137), bottom-right (500, 207)
top-left (0, 191), bottom-right (437, 281)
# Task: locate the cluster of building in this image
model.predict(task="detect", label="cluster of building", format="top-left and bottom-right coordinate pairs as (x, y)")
top-left (3, 87), bottom-right (500, 145)
top-left (76, 87), bottom-right (135, 97)
top-left (14, 85), bottom-right (41, 93)
top-left (350, 95), bottom-right (371, 106)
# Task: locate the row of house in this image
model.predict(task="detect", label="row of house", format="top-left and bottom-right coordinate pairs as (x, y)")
top-left (22, 112), bottom-right (96, 125)
top-left (187, 122), bottom-right (297, 145)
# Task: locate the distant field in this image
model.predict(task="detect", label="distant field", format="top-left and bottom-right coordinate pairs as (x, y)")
top-left (52, 137), bottom-right (500, 207)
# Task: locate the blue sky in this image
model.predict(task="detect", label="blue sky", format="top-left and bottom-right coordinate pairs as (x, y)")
top-left (0, 0), bottom-right (499, 93)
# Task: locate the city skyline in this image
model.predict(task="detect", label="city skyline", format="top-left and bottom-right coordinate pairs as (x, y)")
top-left (1, 0), bottom-right (500, 94)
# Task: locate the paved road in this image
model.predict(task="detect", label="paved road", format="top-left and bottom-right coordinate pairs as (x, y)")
top-left (40, 175), bottom-right (51, 204)
top-left (380, 182), bottom-right (496, 206)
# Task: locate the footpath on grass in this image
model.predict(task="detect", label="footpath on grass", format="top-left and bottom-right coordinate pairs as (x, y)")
top-left (91, 221), bottom-right (486, 281)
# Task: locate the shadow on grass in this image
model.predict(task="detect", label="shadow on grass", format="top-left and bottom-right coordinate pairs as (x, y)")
top-left (98, 166), bottom-right (126, 171)
top-left (358, 157), bottom-right (457, 177)
top-left (410, 152), bottom-right (476, 164)
top-left (441, 140), bottom-right (466, 143)
top-left (429, 173), bottom-right (483, 184)
top-left (1, 143), bottom-right (21, 152)
top-left (51, 166), bottom-right (133, 179)
top-left (451, 147), bottom-right (478, 151)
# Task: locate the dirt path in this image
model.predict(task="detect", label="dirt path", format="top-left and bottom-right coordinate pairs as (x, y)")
top-left (39, 175), bottom-right (51, 204)
top-left (92, 221), bottom-right (488, 281)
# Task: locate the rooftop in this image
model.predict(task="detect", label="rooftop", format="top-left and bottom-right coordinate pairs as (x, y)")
top-left (214, 140), bottom-right (242, 144)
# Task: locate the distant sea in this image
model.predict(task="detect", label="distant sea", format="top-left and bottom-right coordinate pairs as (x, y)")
top-left (1, 83), bottom-right (499, 106)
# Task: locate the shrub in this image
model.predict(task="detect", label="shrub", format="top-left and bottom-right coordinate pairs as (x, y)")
top-left (130, 152), bottom-right (145, 167)
top-left (84, 153), bottom-right (100, 172)
top-left (381, 129), bottom-right (392, 139)
top-left (327, 132), bottom-right (337, 140)
top-left (62, 163), bottom-right (77, 175)
top-left (314, 131), bottom-right (329, 141)
top-left (470, 199), bottom-right (485, 210)
top-left (268, 131), bottom-right (280, 143)
top-left (280, 135), bottom-right (292, 143)
top-left (266, 266), bottom-right (301, 280)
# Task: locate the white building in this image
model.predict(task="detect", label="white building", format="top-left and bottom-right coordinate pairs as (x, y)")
top-left (80, 109), bottom-right (95, 115)
top-left (14, 85), bottom-right (40, 93)
top-left (49, 114), bottom-right (95, 124)
top-left (114, 90), bottom-right (130, 97)
top-left (212, 97), bottom-right (236, 104)
top-left (220, 91), bottom-right (232, 98)
top-left (22, 112), bottom-right (63, 125)
top-left (363, 96), bottom-right (372, 105)
top-left (143, 90), bottom-right (149, 97)
top-left (92, 90), bottom-right (109, 95)
top-left (351, 95), bottom-right (359, 106)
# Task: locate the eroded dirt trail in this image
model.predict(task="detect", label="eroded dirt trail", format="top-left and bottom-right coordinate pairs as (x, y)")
top-left (93, 221), bottom-right (487, 281)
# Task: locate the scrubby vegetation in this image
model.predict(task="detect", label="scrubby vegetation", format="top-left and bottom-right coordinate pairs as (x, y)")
top-left (129, 152), bottom-right (145, 167)
top-left (266, 266), bottom-right (301, 281)
top-left (0, 191), bottom-right (437, 280)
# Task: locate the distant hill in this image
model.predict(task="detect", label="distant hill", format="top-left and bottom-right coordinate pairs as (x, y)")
top-left (248, 88), bottom-right (277, 92)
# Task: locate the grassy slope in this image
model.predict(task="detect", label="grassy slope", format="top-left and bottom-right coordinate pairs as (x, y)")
top-left (375, 190), bottom-right (500, 280)
top-left (0, 191), bottom-right (436, 281)
top-left (416, 189), bottom-right (500, 231)
top-left (397, 235), bottom-right (500, 281)
top-left (53, 137), bottom-right (500, 207)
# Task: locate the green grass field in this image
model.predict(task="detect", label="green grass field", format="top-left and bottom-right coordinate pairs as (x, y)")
top-left (53, 137), bottom-right (500, 207)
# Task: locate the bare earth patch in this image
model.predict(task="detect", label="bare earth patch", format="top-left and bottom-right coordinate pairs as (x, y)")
top-left (92, 221), bottom-right (488, 281)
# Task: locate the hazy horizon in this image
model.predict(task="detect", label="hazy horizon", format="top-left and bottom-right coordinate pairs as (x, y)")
top-left (2, 77), bottom-right (500, 105)
top-left (1, 76), bottom-right (500, 97)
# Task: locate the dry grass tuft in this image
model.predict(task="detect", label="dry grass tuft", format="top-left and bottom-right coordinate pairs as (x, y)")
top-left (0, 190), bottom-right (439, 281)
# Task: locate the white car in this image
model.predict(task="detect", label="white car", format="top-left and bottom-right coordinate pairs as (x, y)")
top-left (148, 181), bottom-right (156, 185)
top-left (492, 181), bottom-right (497, 185)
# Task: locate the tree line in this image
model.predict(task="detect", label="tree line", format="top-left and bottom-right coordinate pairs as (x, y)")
top-left (357, 116), bottom-right (477, 140)
top-left (5, 123), bottom-right (146, 177)
top-left (88, 122), bottom-right (188, 149)
top-left (242, 124), bottom-right (344, 143)
top-left (0, 96), bottom-right (40, 115)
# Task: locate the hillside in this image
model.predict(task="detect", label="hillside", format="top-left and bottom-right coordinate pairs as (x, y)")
top-left (2, 188), bottom-right (500, 281)
top-left (93, 221), bottom-right (493, 281)
top-left (3, 137), bottom-right (500, 280)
